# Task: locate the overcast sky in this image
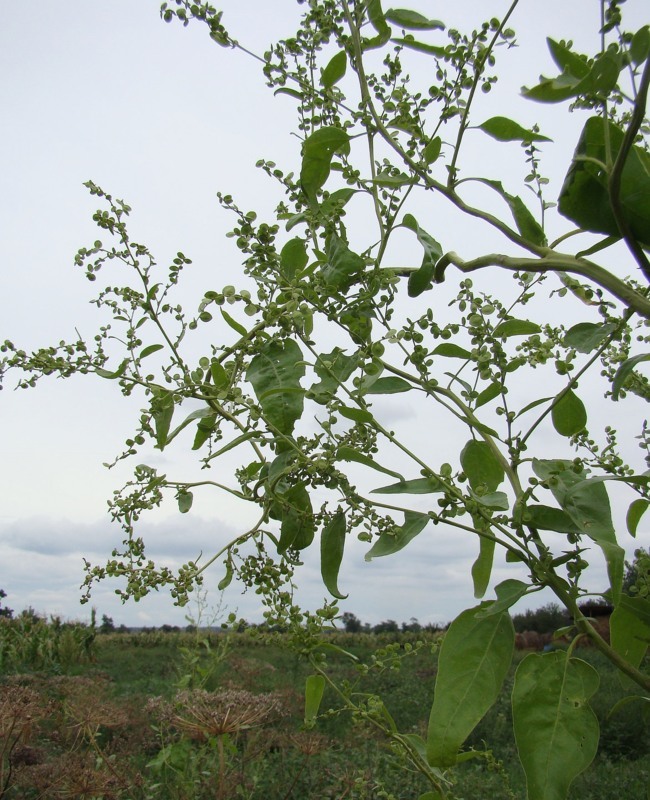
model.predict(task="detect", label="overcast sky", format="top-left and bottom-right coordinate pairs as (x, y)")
top-left (1, 1), bottom-right (648, 628)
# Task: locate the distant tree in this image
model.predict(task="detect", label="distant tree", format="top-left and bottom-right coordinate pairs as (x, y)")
top-left (512, 603), bottom-right (571, 634)
top-left (0, 589), bottom-right (13, 619)
top-left (116, 624), bottom-right (130, 634)
top-left (99, 614), bottom-right (115, 634)
top-left (402, 617), bottom-right (422, 633)
top-left (341, 612), bottom-right (362, 633)
top-left (373, 620), bottom-right (399, 634)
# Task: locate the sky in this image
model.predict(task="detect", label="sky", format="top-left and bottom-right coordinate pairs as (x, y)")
top-left (1, 1), bottom-right (649, 629)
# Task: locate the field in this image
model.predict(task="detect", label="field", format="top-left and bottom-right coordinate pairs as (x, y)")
top-left (1, 621), bottom-right (648, 799)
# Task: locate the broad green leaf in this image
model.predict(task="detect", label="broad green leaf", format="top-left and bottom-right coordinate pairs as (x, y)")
top-left (210, 360), bottom-right (229, 389)
top-left (477, 179), bottom-right (546, 246)
top-left (472, 490), bottom-right (509, 510)
top-left (630, 26), bottom-right (650, 65)
top-left (427, 607), bottom-right (514, 767)
top-left (339, 405), bottom-right (374, 424)
top-left (385, 8), bottom-right (444, 30)
top-left (140, 343), bottom-right (164, 359)
top-left (372, 170), bottom-right (415, 187)
top-left (371, 476), bottom-right (444, 494)
top-left (493, 318), bottom-right (542, 338)
top-left (626, 498), bottom-right (649, 537)
top-left (472, 536), bottom-right (495, 599)
top-left (362, 376), bottom-right (411, 394)
top-left (612, 352), bottom-right (650, 400)
top-left (310, 347), bottom-right (359, 404)
top-left (321, 511), bottom-right (347, 599)
top-left (247, 339), bottom-right (305, 442)
top-left (551, 388), bottom-right (587, 437)
top-left (476, 579), bottom-right (530, 617)
top-left (177, 490), bottom-right (193, 514)
top-left (513, 652), bottom-right (599, 800)
top-left (423, 136), bottom-right (442, 164)
top-left (365, 511), bottom-right (429, 560)
top-left (192, 414), bottom-right (217, 450)
top-left (300, 126), bottom-right (350, 202)
top-left (610, 596), bottom-right (650, 673)
top-left (321, 187), bottom-right (356, 215)
top-left (95, 359), bottom-right (128, 380)
top-left (304, 674), bottom-right (326, 726)
top-left (366, 0), bottom-right (390, 36)
top-left (524, 504), bottom-right (582, 535)
top-left (392, 36), bottom-right (446, 57)
top-left (523, 50), bottom-right (620, 103)
top-left (558, 117), bottom-right (650, 248)
top-left (432, 343), bottom-right (471, 359)
top-left (547, 38), bottom-right (590, 79)
top-left (321, 50), bottom-right (347, 88)
top-left (278, 483), bottom-right (314, 553)
top-left (461, 440), bottom-right (504, 493)
top-left (563, 322), bottom-right (617, 353)
top-left (475, 381), bottom-right (502, 409)
top-left (220, 308), bottom-right (248, 337)
top-left (402, 214), bottom-right (443, 297)
top-left (337, 445), bottom-right (404, 481)
top-left (280, 237), bottom-right (308, 280)
top-left (477, 116), bottom-right (551, 143)
top-left (322, 232), bottom-right (365, 290)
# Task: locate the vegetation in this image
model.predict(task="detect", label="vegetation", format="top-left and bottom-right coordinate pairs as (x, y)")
top-left (2, 1), bottom-right (650, 798)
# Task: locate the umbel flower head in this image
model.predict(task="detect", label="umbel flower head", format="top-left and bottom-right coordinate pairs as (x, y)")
top-left (170, 688), bottom-right (283, 739)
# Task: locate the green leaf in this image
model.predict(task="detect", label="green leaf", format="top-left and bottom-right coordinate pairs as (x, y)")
top-left (371, 476), bottom-right (444, 494)
top-left (422, 136), bottom-right (442, 164)
top-left (524, 504), bottom-right (582, 535)
top-left (392, 36), bottom-right (445, 57)
top-left (247, 339), bottom-right (305, 442)
top-left (322, 232), bottom-right (365, 290)
top-left (515, 396), bottom-right (554, 419)
top-left (210, 360), bottom-right (230, 389)
top-left (278, 483), bottom-right (314, 553)
top-left (152, 390), bottom-right (175, 450)
top-left (217, 560), bottom-right (233, 591)
top-left (472, 537), bottom-right (495, 599)
top-left (338, 405), bottom-right (374, 424)
top-left (372, 170), bottom-right (415, 187)
top-left (366, 0), bottom-right (390, 36)
top-left (551, 388), bottom-right (587, 437)
top-left (165, 406), bottom-right (214, 446)
top-left (402, 214), bottom-right (443, 297)
top-left (192, 414), bottom-right (217, 451)
top-left (365, 511), bottom-right (429, 560)
top-left (472, 490), bottom-right (509, 510)
top-left (476, 579), bottom-right (530, 617)
top-left (432, 343), bottom-right (471, 359)
top-left (337, 445), bottom-right (404, 482)
top-left (477, 116), bottom-right (551, 143)
top-left (477, 179), bottom-right (547, 246)
top-left (300, 126), bottom-right (350, 202)
top-left (523, 50), bottom-right (620, 103)
top-left (427, 607), bottom-right (514, 767)
top-left (220, 308), bottom-right (248, 337)
top-left (513, 652), bottom-right (599, 800)
top-left (461, 440), bottom-right (504, 494)
top-left (362, 376), bottom-right (411, 394)
top-left (558, 117), bottom-right (650, 248)
top-left (385, 9), bottom-right (444, 30)
top-left (310, 347), bottom-right (359, 404)
top-left (304, 674), bottom-right (326, 726)
top-left (493, 318), bottom-right (542, 338)
top-left (547, 38), bottom-right (590, 79)
top-left (610, 596), bottom-right (650, 673)
top-left (475, 382), bottom-right (502, 409)
top-left (280, 238), bottom-right (308, 280)
top-left (177, 490), bottom-right (193, 514)
top-left (612, 352), bottom-right (650, 400)
top-left (626, 498), bottom-right (649, 537)
top-left (320, 512), bottom-right (347, 599)
top-left (563, 322), bottom-right (617, 353)
top-left (630, 26), bottom-right (650, 65)
top-left (321, 50), bottom-right (347, 88)
top-left (95, 359), bottom-right (128, 380)
top-left (140, 343), bottom-right (164, 359)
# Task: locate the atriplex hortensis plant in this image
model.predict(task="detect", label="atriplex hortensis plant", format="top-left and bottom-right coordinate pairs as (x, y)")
top-left (2, 1), bottom-right (650, 797)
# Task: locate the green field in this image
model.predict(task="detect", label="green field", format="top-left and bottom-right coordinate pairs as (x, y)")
top-left (1, 621), bottom-right (648, 799)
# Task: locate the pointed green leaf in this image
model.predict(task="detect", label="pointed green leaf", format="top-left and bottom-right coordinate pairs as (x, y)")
top-left (385, 9), bottom-right (444, 30)
top-left (280, 237), bottom-right (308, 280)
top-left (402, 214), bottom-right (443, 297)
top-left (493, 318), bottom-right (542, 338)
top-left (610, 596), bottom-right (650, 673)
top-left (337, 445), bottom-right (404, 481)
top-left (475, 382), bottom-right (502, 409)
top-left (365, 511), bottom-right (429, 560)
top-left (513, 652), bottom-right (599, 800)
top-left (515, 395), bottom-right (554, 419)
top-left (432, 343), bottom-right (471, 359)
top-left (321, 511), bottom-right (347, 599)
top-left (477, 179), bottom-right (547, 246)
top-left (547, 39), bottom-right (590, 79)
top-left (210, 360), bottom-right (230, 389)
top-left (321, 50), bottom-right (347, 88)
top-left (339, 405), bottom-right (374, 424)
top-left (322, 232), bottom-right (365, 290)
top-left (192, 413), bottom-right (217, 451)
top-left (551, 388), bottom-right (587, 437)
top-left (300, 126), bottom-right (350, 202)
top-left (472, 537), bottom-right (495, 599)
top-left (95, 359), bottom-right (129, 380)
top-left (626, 498), bottom-right (649, 537)
top-left (247, 339), bottom-right (305, 440)
top-left (612, 352), bottom-right (650, 400)
top-left (630, 26), bottom-right (650, 65)
top-left (371, 476), bottom-right (444, 494)
top-left (427, 607), bottom-right (514, 767)
top-left (366, 0), bottom-right (390, 36)
top-left (525, 504), bottom-right (582, 535)
top-left (523, 50), bottom-right (620, 103)
top-left (140, 343), bottom-right (165, 359)
top-left (310, 347), bottom-right (359, 404)
top-left (152, 390), bottom-right (175, 450)
top-left (392, 36), bottom-right (445, 57)
top-left (220, 308), bottom-right (248, 337)
top-left (473, 491), bottom-right (509, 510)
top-left (362, 376), bottom-right (411, 394)
top-left (476, 579), bottom-right (530, 617)
top-left (563, 321), bottom-right (617, 353)
top-left (477, 116), bottom-right (551, 143)
top-left (423, 136), bottom-right (442, 164)
top-left (165, 406), bottom-right (214, 446)
top-left (461, 440), bottom-right (504, 493)
top-left (278, 483), bottom-right (314, 553)
top-left (304, 674), bottom-right (326, 726)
